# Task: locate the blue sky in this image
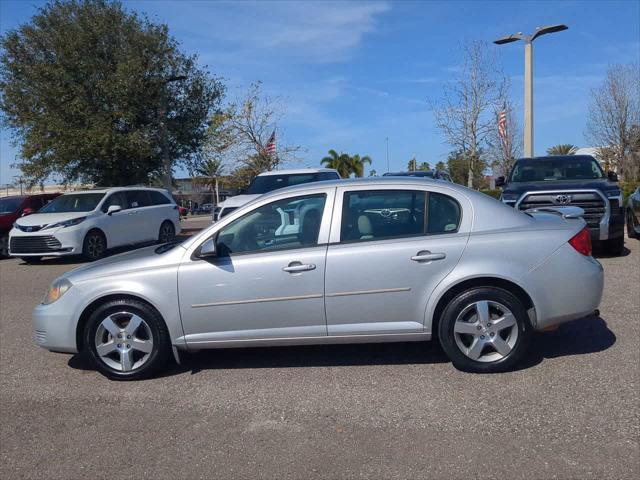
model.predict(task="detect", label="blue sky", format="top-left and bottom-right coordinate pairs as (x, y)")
top-left (1, 0), bottom-right (639, 183)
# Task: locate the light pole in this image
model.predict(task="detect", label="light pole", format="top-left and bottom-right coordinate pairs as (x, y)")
top-left (385, 137), bottom-right (389, 173)
top-left (494, 24), bottom-right (568, 157)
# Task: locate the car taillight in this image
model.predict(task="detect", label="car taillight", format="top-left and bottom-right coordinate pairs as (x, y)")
top-left (568, 227), bottom-right (592, 256)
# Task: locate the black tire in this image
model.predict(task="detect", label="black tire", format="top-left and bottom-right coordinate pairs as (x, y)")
top-left (0, 234), bottom-right (8, 258)
top-left (438, 287), bottom-right (532, 373)
top-left (20, 256), bottom-right (42, 264)
top-left (84, 298), bottom-right (171, 381)
top-left (158, 221), bottom-right (176, 244)
top-left (627, 209), bottom-right (638, 239)
top-left (604, 235), bottom-right (624, 256)
top-left (82, 230), bottom-right (106, 261)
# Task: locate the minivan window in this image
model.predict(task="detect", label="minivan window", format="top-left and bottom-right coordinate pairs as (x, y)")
top-left (125, 190), bottom-right (150, 209)
top-left (40, 193), bottom-right (105, 213)
top-left (148, 191), bottom-right (171, 205)
top-left (102, 192), bottom-right (128, 212)
top-left (216, 194), bottom-right (326, 255)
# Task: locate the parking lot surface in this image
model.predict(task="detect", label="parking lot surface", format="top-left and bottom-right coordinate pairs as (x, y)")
top-left (1, 231), bottom-right (638, 479)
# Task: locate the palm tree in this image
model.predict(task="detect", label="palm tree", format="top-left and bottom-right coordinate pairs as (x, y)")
top-left (407, 157), bottom-right (417, 171)
top-left (321, 149), bottom-right (351, 178)
top-left (195, 158), bottom-right (225, 205)
top-left (349, 154), bottom-right (372, 177)
top-left (547, 144), bottom-right (578, 155)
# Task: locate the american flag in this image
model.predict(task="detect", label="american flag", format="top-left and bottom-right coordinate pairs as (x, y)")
top-left (498, 104), bottom-right (508, 151)
top-left (265, 130), bottom-right (276, 157)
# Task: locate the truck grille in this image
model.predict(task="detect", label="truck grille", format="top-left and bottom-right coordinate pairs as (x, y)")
top-left (518, 192), bottom-right (606, 228)
top-left (10, 236), bottom-right (62, 253)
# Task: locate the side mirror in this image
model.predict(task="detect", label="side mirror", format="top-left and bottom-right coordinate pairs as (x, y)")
top-left (21, 208), bottom-right (34, 217)
top-left (197, 237), bottom-right (217, 258)
top-left (107, 205), bottom-right (122, 215)
top-left (607, 170), bottom-right (618, 182)
top-left (495, 176), bottom-right (506, 188)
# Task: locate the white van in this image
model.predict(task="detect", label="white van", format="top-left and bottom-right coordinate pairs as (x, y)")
top-left (213, 168), bottom-right (340, 221)
top-left (9, 187), bottom-right (180, 262)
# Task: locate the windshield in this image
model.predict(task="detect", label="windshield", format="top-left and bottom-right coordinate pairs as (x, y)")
top-left (40, 193), bottom-right (105, 213)
top-left (0, 197), bottom-right (24, 214)
top-left (246, 172), bottom-right (338, 195)
top-left (509, 157), bottom-right (604, 182)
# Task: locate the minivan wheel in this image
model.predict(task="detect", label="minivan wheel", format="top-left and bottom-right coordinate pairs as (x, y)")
top-left (84, 298), bottom-right (171, 380)
top-left (158, 221), bottom-right (175, 244)
top-left (438, 287), bottom-right (532, 373)
top-left (82, 230), bottom-right (106, 261)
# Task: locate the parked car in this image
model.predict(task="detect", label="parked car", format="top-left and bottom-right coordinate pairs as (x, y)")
top-left (383, 170), bottom-right (453, 182)
top-left (213, 168), bottom-right (340, 221)
top-left (198, 203), bottom-right (213, 214)
top-left (9, 187), bottom-right (180, 262)
top-left (626, 186), bottom-right (640, 239)
top-left (0, 193), bottom-right (61, 257)
top-left (33, 177), bottom-right (603, 380)
top-left (496, 155), bottom-right (625, 255)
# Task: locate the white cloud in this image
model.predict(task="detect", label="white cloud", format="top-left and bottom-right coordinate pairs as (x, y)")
top-left (181, 0), bottom-right (391, 64)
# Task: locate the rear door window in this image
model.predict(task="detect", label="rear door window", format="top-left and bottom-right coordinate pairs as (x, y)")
top-left (125, 190), bottom-right (151, 209)
top-left (148, 191), bottom-right (171, 205)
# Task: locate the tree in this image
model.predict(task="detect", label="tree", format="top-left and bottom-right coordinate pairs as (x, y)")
top-left (369, 169), bottom-right (378, 177)
top-left (586, 63), bottom-right (640, 179)
top-left (446, 149), bottom-right (487, 186)
top-left (407, 157), bottom-right (417, 171)
top-left (349, 154), bottom-right (372, 178)
top-left (418, 161), bottom-right (430, 171)
top-left (0, 0), bottom-right (223, 186)
top-left (225, 82), bottom-right (300, 177)
top-left (431, 41), bottom-right (507, 188)
top-left (435, 161), bottom-right (446, 172)
top-left (321, 149), bottom-right (352, 178)
top-left (195, 158), bottom-right (225, 205)
top-left (547, 144), bottom-right (577, 156)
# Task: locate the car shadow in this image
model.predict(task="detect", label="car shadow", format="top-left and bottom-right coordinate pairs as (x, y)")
top-left (593, 246), bottom-right (631, 258)
top-left (68, 315), bottom-right (616, 378)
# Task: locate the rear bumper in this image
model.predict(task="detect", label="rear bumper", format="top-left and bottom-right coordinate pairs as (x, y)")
top-left (522, 243), bottom-right (604, 330)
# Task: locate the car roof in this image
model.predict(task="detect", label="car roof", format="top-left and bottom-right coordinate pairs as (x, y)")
top-left (259, 176), bottom-right (469, 198)
top-left (257, 168), bottom-right (339, 176)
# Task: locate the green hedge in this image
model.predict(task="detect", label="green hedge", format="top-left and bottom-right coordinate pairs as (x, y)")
top-left (479, 189), bottom-right (501, 199)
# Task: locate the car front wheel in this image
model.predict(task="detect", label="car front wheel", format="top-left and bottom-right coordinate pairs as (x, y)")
top-left (438, 287), bottom-right (532, 373)
top-left (84, 298), bottom-right (171, 380)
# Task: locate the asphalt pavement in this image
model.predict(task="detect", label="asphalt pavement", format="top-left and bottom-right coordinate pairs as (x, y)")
top-left (0, 228), bottom-right (638, 479)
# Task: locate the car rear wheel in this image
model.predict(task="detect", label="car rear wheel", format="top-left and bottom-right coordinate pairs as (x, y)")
top-left (82, 230), bottom-right (106, 261)
top-left (84, 298), bottom-right (171, 380)
top-left (158, 221), bottom-right (175, 244)
top-left (438, 287), bottom-right (532, 373)
top-left (0, 234), bottom-right (8, 257)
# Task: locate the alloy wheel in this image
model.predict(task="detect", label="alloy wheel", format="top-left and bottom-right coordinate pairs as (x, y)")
top-left (94, 312), bottom-right (154, 372)
top-left (86, 234), bottom-right (105, 259)
top-left (453, 300), bottom-right (518, 363)
top-left (159, 222), bottom-right (175, 243)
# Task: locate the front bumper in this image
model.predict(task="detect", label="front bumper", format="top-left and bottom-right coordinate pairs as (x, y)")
top-left (9, 226), bottom-right (85, 257)
top-left (32, 289), bottom-right (82, 353)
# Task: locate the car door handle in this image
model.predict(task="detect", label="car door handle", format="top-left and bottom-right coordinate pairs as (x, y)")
top-left (411, 251), bottom-right (446, 262)
top-left (282, 262), bottom-right (316, 273)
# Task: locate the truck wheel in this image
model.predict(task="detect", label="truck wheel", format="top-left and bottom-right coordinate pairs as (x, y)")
top-left (604, 236), bottom-right (624, 256)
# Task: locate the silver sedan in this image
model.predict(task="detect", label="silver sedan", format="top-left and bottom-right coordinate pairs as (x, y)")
top-left (33, 178), bottom-right (604, 380)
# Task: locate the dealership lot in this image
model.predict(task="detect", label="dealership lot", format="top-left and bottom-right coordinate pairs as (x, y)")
top-left (0, 229), bottom-right (638, 479)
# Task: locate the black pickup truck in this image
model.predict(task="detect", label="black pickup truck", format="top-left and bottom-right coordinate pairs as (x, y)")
top-left (496, 155), bottom-right (625, 255)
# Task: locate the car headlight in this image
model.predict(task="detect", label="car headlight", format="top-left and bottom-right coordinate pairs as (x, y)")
top-left (43, 217), bottom-right (87, 230)
top-left (500, 193), bottom-right (520, 204)
top-left (42, 278), bottom-right (73, 305)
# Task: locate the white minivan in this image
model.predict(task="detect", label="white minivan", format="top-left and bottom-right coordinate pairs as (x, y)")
top-left (9, 187), bottom-right (180, 262)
